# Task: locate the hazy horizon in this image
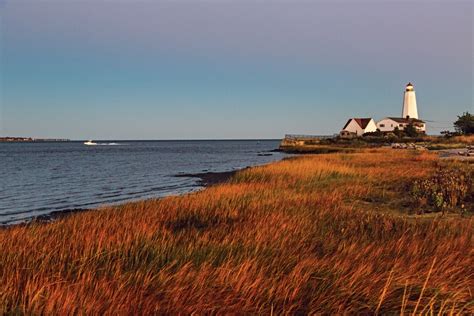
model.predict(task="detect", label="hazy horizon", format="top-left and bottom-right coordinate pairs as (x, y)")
top-left (1, 0), bottom-right (472, 139)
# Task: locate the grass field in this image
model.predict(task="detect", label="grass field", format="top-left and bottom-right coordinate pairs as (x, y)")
top-left (1, 149), bottom-right (473, 314)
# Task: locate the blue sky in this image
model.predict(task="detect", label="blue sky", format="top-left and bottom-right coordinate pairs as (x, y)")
top-left (0, 1), bottom-right (472, 139)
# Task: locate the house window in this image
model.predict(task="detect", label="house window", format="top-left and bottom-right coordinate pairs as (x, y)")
top-left (380, 124), bottom-right (385, 127)
top-left (391, 124), bottom-right (393, 127)
top-left (399, 124), bottom-right (403, 127)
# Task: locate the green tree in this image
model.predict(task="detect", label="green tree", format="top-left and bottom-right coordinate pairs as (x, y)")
top-left (404, 123), bottom-right (418, 137)
top-left (454, 112), bottom-right (474, 135)
top-left (393, 126), bottom-right (403, 138)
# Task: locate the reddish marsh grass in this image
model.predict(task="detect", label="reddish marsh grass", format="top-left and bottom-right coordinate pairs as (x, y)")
top-left (0, 149), bottom-right (472, 314)
top-left (451, 135), bottom-right (474, 144)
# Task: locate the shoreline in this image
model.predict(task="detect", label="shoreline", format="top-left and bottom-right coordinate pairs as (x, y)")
top-left (174, 169), bottom-right (242, 186)
top-left (4, 145), bottom-right (470, 228)
top-left (1, 168), bottom-right (247, 228)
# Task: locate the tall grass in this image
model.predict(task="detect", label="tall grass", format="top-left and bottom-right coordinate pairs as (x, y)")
top-left (0, 149), bottom-right (472, 314)
top-left (451, 135), bottom-right (474, 144)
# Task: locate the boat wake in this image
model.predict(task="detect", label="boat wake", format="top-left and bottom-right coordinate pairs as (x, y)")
top-left (84, 141), bottom-right (124, 146)
top-left (97, 143), bottom-right (122, 146)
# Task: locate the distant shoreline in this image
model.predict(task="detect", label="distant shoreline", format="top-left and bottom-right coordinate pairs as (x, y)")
top-left (0, 138), bottom-right (286, 143)
top-left (0, 137), bottom-right (70, 142)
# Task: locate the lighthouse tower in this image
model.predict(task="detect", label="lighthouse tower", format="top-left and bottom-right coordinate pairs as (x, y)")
top-left (402, 82), bottom-right (418, 119)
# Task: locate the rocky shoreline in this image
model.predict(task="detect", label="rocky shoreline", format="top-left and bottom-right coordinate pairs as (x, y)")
top-left (174, 169), bottom-right (242, 186)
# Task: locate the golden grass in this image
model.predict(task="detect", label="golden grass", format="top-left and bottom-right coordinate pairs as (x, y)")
top-left (0, 149), bottom-right (472, 314)
top-left (451, 135), bottom-right (474, 144)
top-left (427, 135), bottom-right (474, 149)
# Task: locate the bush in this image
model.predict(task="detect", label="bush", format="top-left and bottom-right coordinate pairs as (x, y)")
top-left (454, 112), bottom-right (474, 135)
top-left (440, 130), bottom-right (460, 138)
top-left (363, 130), bottom-right (383, 137)
top-left (404, 123), bottom-right (419, 138)
top-left (410, 165), bottom-right (473, 213)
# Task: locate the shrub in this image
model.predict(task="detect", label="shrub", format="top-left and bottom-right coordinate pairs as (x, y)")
top-left (410, 165), bottom-right (473, 213)
top-left (454, 112), bottom-right (474, 135)
top-left (363, 130), bottom-right (383, 137)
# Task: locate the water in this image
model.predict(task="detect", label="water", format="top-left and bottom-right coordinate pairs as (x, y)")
top-left (0, 140), bottom-right (285, 225)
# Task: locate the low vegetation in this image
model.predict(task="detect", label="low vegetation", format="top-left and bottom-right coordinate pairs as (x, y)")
top-left (453, 112), bottom-right (474, 135)
top-left (0, 150), bottom-right (473, 314)
top-left (410, 164), bottom-right (473, 214)
top-left (280, 134), bottom-right (474, 153)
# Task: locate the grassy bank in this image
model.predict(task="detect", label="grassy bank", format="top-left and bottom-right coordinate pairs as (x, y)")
top-left (1, 149), bottom-right (473, 314)
top-left (280, 134), bottom-right (474, 154)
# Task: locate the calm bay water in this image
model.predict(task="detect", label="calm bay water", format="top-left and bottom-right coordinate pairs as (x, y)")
top-left (0, 140), bottom-right (285, 225)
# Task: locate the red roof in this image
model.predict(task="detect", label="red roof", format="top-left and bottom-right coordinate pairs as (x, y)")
top-left (343, 118), bottom-right (373, 130)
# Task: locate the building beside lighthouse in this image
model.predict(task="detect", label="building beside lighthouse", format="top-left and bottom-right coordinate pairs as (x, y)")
top-left (341, 82), bottom-right (426, 137)
top-left (341, 118), bottom-right (377, 136)
top-left (376, 117), bottom-right (425, 133)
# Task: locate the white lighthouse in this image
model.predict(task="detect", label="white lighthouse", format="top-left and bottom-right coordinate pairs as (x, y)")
top-left (402, 82), bottom-right (418, 119)
top-left (343, 81), bottom-right (426, 136)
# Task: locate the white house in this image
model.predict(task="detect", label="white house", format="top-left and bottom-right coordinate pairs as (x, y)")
top-left (341, 118), bottom-right (377, 136)
top-left (377, 117), bottom-right (426, 133)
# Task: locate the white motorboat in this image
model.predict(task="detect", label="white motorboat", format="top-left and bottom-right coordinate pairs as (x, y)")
top-left (84, 140), bottom-right (97, 146)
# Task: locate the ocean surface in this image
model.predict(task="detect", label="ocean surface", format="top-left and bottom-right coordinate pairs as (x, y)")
top-left (0, 140), bottom-right (285, 225)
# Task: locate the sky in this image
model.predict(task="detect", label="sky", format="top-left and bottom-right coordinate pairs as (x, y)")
top-left (0, 0), bottom-right (472, 139)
